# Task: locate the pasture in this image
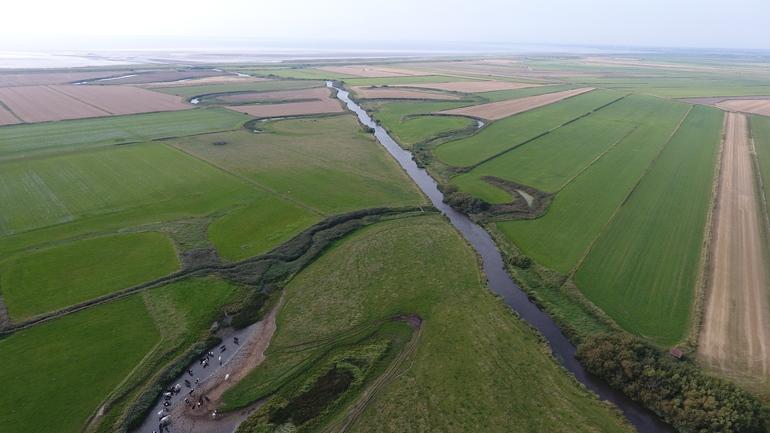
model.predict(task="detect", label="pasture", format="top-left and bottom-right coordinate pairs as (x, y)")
top-left (234, 67), bottom-right (357, 80)
top-left (753, 114), bottom-right (770, 217)
top-left (398, 80), bottom-right (539, 93)
top-left (366, 100), bottom-right (477, 147)
top-left (575, 106), bottom-right (723, 345)
top-left (437, 87), bottom-right (595, 120)
top-left (497, 97), bottom-right (690, 273)
top-left (317, 65), bottom-right (429, 77)
top-left (227, 97), bottom-right (344, 118)
top-left (351, 86), bottom-right (461, 100)
top-left (155, 80), bottom-right (321, 99)
top-left (169, 115), bottom-right (424, 214)
top-left (340, 75), bottom-right (468, 87)
top-left (0, 108), bottom-right (250, 160)
top-left (223, 216), bottom-right (632, 433)
top-left (1, 231), bottom-right (179, 320)
top-left (206, 87), bottom-right (331, 104)
top-left (434, 89), bottom-right (621, 167)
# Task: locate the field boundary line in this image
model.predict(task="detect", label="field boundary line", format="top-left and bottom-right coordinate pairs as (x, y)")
top-left (568, 105), bottom-right (693, 279)
top-left (463, 94), bottom-right (628, 171)
top-left (555, 125), bottom-right (639, 193)
top-left (163, 142), bottom-right (327, 217)
top-left (0, 99), bottom-right (23, 123)
top-left (45, 85), bottom-right (113, 116)
top-left (689, 112), bottom-right (727, 348)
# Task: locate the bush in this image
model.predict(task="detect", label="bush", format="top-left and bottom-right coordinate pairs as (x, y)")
top-left (444, 191), bottom-right (489, 214)
top-left (577, 333), bottom-right (768, 433)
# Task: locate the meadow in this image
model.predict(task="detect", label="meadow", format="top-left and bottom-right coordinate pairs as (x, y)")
top-left (0, 108), bottom-right (250, 160)
top-left (575, 106), bottom-right (723, 345)
top-left (339, 75), bottom-right (467, 87)
top-left (155, 80), bottom-right (321, 99)
top-left (751, 114), bottom-right (770, 218)
top-left (223, 216), bottom-right (632, 433)
top-left (434, 89), bottom-right (622, 167)
top-left (0, 231), bottom-right (178, 320)
top-left (170, 115), bottom-right (424, 214)
top-left (365, 100), bottom-right (477, 147)
top-left (236, 67), bottom-right (357, 80)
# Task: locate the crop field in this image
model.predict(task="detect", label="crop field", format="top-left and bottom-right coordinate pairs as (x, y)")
top-left (398, 80), bottom-right (540, 93)
top-left (365, 100), bottom-right (477, 147)
top-left (0, 70), bottom-right (116, 87)
top-left (0, 85), bottom-right (190, 123)
top-left (142, 75), bottom-right (268, 88)
top-left (575, 106), bottom-right (723, 345)
top-left (0, 108), bottom-right (250, 160)
top-left (434, 89), bottom-right (621, 167)
top-left (497, 97), bottom-right (690, 273)
top-left (222, 216), bottom-right (632, 432)
top-left (0, 142), bottom-right (256, 236)
top-left (0, 276), bottom-right (240, 433)
top-left (753, 114), bottom-right (770, 217)
top-left (209, 86), bottom-right (331, 104)
top-left (438, 87), bottom-right (595, 120)
top-left (476, 83), bottom-right (582, 102)
top-left (155, 80), bottom-right (321, 99)
top-left (717, 98), bottom-right (770, 116)
top-left (169, 115), bottom-right (424, 213)
top-left (227, 97), bottom-right (344, 118)
top-left (451, 94), bottom-right (676, 201)
top-left (0, 231), bottom-right (179, 320)
top-left (350, 86), bottom-right (461, 100)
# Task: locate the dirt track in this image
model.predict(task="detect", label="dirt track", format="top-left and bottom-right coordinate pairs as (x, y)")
top-left (437, 87), bottom-right (594, 120)
top-left (699, 112), bottom-right (770, 378)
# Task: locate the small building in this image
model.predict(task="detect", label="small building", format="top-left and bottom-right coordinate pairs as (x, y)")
top-left (669, 347), bottom-right (684, 360)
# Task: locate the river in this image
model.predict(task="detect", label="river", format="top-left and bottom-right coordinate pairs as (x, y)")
top-left (329, 82), bottom-right (673, 433)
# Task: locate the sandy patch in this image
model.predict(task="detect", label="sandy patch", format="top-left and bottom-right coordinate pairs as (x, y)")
top-left (227, 97), bottom-right (344, 119)
top-left (698, 112), bottom-right (770, 379)
top-left (398, 81), bottom-right (540, 93)
top-left (717, 99), bottom-right (770, 117)
top-left (318, 65), bottom-right (429, 77)
top-left (350, 86), bottom-right (460, 100)
top-left (0, 85), bottom-right (109, 122)
top-left (214, 87), bottom-right (329, 104)
top-left (437, 87), bottom-right (594, 120)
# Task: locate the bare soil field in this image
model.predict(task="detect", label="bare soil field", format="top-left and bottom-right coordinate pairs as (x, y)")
top-left (0, 103), bottom-right (21, 125)
top-left (317, 65), bottom-right (429, 77)
top-left (350, 86), bottom-right (460, 100)
top-left (717, 99), bottom-right (770, 117)
top-left (142, 75), bottom-right (267, 88)
top-left (699, 112), bottom-right (770, 379)
top-left (0, 85), bottom-right (190, 122)
top-left (437, 87), bottom-right (595, 120)
top-left (214, 87), bottom-right (329, 104)
top-left (400, 80), bottom-right (541, 93)
top-left (0, 71), bottom-right (114, 87)
top-left (0, 86), bottom-right (109, 122)
top-left (90, 69), bottom-right (224, 85)
top-left (227, 98), bottom-right (344, 118)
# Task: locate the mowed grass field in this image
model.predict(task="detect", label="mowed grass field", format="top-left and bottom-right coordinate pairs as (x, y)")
top-left (366, 100), bottom-right (477, 147)
top-left (434, 89), bottom-right (622, 167)
top-left (155, 80), bottom-right (322, 98)
top-left (0, 232), bottom-right (178, 320)
top-left (0, 276), bottom-right (240, 433)
top-left (575, 106), bottom-right (723, 345)
top-left (0, 108), bottom-right (250, 160)
top-left (0, 143), bottom-right (255, 236)
top-left (169, 115), bottom-right (424, 214)
top-left (223, 216), bottom-right (632, 432)
top-left (751, 114), bottom-right (770, 218)
top-left (497, 97), bottom-right (690, 273)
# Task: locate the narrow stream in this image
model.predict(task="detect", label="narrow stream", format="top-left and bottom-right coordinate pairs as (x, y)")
top-left (330, 82), bottom-right (673, 433)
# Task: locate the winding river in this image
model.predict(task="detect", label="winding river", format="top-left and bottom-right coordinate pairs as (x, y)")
top-left (330, 82), bottom-right (673, 433)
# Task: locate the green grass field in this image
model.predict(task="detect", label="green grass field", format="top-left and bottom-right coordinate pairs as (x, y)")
top-left (0, 231), bottom-right (178, 320)
top-left (0, 143), bottom-right (255, 236)
top-left (497, 98), bottom-right (690, 273)
top-left (235, 68), bottom-right (357, 80)
top-left (0, 296), bottom-right (160, 433)
top-left (170, 115), bottom-right (424, 214)
top-left (751, 115), bottom-right (770, 219)
top-left (451, 94), bottom-right (675, 202)
top-left (340, 75), bottom-right (468, 87)
top-left (434, 89), bottom-right (622, 167)
top-left (223, 216), bottom-right (632, 432)
top-left (0, 108), bottom-right (250, 160)
top-left (155, 80), bottom-right (321, 98)
top-left (366, 100), bottom-right (477, 147)
top-left (477, 84), bottom-right (582, 102)
top-left (209, 199), bottom-right (320, 261)
top-left (574, 106), bottom-right (722, 345)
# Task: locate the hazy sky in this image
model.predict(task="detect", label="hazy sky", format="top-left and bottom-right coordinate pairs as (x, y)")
top-left (3, 0), bottom-right (769, 51)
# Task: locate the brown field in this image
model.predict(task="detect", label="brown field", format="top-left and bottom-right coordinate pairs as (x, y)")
top-left (0, 71), bottom-right (115, 87)
top-left (698, 112), bottom-right (770, 380)
top-left (214, 87), bottom-right (329, 104)
top-left (0, 86), bottom-right (109, 122)
top-left (92, 69), bottom-right (224, 85)
top-left (0, 103), bottom-right (21, 125)
top-left (0, 85), bottom-right (189, 122)
top-left (716, 99), bottom-right (770, 117)
top-left (142, 75), bottom-right (267, 88)
top-left (399, 80), bottom-right (540, 93)
top-left (350, 86), bottom-right (460, 100)
top-left (317, 65), bottom-right (430, 77)
top-left (437, 87), bottom-right (594, 120)
top-left (227, 98), bottom-right (344, 118)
